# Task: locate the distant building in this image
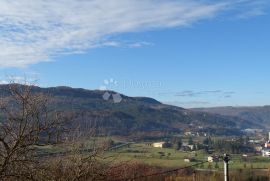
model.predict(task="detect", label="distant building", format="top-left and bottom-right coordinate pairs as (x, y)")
top-left (208, 156), bottom-right (219, 163)
top-left (187, 144), bottom-right (195, 150)
top-left (185, 131), bottom-right (192, 136)
top-left (208, 156), bottom-right (214, 162)
top-left (182, 142), bottom-right (195, 151)
top-left (262, 132), bottom-right (270, 157)
top-left (264, 132), bottom-right (270, 148)
top-left (262, 149), bottom-right (270, 157)
top-left (184, 158), bottom-right (190, 162)
top-left (184, 157), bottom-right (196, 162)
top-left (152, 142), bottom-right (166, 148)
top-left (249, 139), bottom-right (263, 144)
top-left (265, 142), bottom-right (270, 148)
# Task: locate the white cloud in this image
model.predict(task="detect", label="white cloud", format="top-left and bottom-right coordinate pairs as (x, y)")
top-left (0, 80), bottom-right (8, 85)
top-left (0, 72), bottom-right (40, 85)
top-left (0, 0), bottom-right (268, 68)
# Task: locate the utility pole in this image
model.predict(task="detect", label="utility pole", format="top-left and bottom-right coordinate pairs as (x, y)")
top-left (223, 154), bottom-right (230, 181)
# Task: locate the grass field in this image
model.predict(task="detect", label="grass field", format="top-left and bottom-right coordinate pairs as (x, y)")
top-left (105, 142), bottom-right (270, 170)
top-left (36, 138), bottom-right (270, 171)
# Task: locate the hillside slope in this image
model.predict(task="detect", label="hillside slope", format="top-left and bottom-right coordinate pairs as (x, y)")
top-left (0, 84), bottom-right (260, 136)
top-left (193, 106), bottom-right (270, 129)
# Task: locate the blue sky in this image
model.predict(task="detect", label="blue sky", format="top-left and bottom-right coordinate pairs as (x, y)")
top-left (0, 0), bottom-right (270, 108)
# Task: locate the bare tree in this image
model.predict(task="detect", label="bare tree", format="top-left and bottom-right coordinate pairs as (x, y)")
top-left (0, 82), bottom-right (148, 181)
top-left (0, 83), bottom-right (67, 180)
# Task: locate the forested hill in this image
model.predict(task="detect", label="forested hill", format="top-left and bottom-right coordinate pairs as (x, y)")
top-left (0, 84), bottom-right (261, 136)
top-left (193, 106), bottom-right (270, 129)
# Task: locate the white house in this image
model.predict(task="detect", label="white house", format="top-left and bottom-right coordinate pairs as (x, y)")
top-left (184, 159), bottom-right (190, 162)
top-left (184, 157), bottom-right (196, 162)
top-left (208, 156), bottom-right (214, 163)
top-left (208, 156), bottom-right (219, 162)
top-left (184, 132), bottom-right (192, 136)
top-left (262, 149), bottom-right (270, 157)
top-left (182, 142), bottom-right (195, 150)
top-left (152, 142), bottom-right (166, 148)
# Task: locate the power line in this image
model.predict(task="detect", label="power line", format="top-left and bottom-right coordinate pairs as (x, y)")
top-left (112, 161), bottom-right (209, 181)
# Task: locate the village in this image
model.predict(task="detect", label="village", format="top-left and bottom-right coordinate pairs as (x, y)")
top-left (149, 130), bottom-right (270, 164)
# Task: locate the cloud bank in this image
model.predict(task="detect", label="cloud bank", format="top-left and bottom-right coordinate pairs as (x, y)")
top-left (0, 0), bottom-right (268, 67)
top-left (159, 90), bottom-right (235, 98)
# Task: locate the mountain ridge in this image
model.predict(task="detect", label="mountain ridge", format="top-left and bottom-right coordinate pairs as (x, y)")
top-left (192, 106), bottom-right (270, 128)
top-left (0, 84), bottom-right (261, 136)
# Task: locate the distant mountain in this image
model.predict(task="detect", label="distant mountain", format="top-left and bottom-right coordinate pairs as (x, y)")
top-left (192, 106), bottom-right (270, 129)
top-left (0, 84), bottom-right (261, 137)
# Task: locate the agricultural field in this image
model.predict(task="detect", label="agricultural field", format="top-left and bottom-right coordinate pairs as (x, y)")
top-left (105, 142), bottom-right (270, 170)
top-left (36, 137), bottom-right (270, 171)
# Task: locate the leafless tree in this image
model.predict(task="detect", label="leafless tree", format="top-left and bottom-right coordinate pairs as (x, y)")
top-left (0, 82), bottom-right (148, 181)
top-left (0, 83), bottom-right (67, 180)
